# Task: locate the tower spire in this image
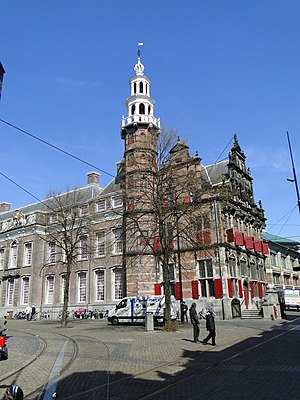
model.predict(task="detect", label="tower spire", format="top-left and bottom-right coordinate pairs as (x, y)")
top-left (121, 44), bottom-right (160, 130)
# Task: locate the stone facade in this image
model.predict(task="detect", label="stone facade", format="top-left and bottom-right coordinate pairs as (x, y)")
top-left (0, 172), bottom-right (124, 317)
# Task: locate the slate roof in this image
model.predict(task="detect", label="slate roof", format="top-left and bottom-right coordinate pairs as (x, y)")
top-left (0, 184), bottom-right (103, 221)
top-left (100, 178), bottom-right (121, 196)
top-left (201, 160), bottom-right (229, 186)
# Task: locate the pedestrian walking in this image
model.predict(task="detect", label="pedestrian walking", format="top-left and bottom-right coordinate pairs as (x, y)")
top-left (189, 302), bottom-right (200, 343)
top-left (31, 305), bottom-right (36, 321)
top-left (202, 309), bottom-right (216, 346)
top-left (181, 301), bottom-right (188, 323)
top-left (25, 305), bottom-right (32, 321)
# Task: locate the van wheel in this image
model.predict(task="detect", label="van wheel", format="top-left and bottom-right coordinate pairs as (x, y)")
top-left (111, 317), bottom-right (119, 326)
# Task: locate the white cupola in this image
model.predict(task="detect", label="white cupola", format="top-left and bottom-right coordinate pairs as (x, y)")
top-left (121, 46), bottom-right (160, 129)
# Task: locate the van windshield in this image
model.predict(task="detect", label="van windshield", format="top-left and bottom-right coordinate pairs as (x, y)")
top-left (117, 299), bottom-right (127, 309)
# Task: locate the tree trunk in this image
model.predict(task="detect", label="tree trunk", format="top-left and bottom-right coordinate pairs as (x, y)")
top-left (61, 263), bottom-right (71, 327)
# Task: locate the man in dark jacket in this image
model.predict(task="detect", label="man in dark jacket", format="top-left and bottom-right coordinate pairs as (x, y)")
top-left (203, 309), bottom-right (216, 346)
top-left (189, 302), bottom-right (200, 343)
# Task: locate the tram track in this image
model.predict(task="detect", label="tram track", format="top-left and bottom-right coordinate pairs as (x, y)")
top-left (1, 317), bottom-right (298, 399)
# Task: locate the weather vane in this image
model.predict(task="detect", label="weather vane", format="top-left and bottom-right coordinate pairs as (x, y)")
top-left (137, 42), bottom-right (144, 58)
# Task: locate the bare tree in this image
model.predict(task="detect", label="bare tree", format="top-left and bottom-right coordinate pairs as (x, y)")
top-left (123, 127), bottom-right (213, 329)
top-left (42, 188), bottom-right (92, 327)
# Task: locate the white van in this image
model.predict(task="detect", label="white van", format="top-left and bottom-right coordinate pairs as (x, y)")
top-left (107, 295), bottom-right (178, 325)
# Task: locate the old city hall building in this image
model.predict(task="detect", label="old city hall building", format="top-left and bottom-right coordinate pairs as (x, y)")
top-left (0, 53), bottom-right (274, 319)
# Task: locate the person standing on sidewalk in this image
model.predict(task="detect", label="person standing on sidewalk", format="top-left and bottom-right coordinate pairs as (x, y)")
top-left (25, 305), bottom-right (32, 321)
top-left (189, 302), bottom-right (200, 343)
top-left (181, 301), bottom-right (188, 323)
top-left (203, 309), bottom-right (216, 346)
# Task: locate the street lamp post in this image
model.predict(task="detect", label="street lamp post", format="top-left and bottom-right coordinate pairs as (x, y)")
top-left (287, 131), bottom-right (300, 214)
top-left (175, 213), bottom-right (184, 322)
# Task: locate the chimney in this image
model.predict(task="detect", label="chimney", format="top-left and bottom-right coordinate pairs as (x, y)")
top-left (0, 202), bottom-right (11, 213)
top-left (87, 171), bottom-right (100, 186)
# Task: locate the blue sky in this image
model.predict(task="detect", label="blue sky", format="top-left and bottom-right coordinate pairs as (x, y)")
top-left (1, 0), bottom-right (300, 240)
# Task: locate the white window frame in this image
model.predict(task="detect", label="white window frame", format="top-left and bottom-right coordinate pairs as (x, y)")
top-left (198, 259), bottom-right (215, 297)
top-left (21, 276), bottom-right (30, 305)
top-left (78, 271), bottom-right (87, 302)
top-left (97, 199), bottom-right (106, 212)
top-left (78, 235), bottom-right (88, 260)
top-left (96, 231), bottom-right (106, 257)
top-left (112, 197), bottom-right (123, 208)
top-left (48, 242), bottom-right (56, 264)
top-left (60, 274), bottom-right (66, 303)
top-left (112, 268), bottom-right (123, 301)
top-left (112, 228), bottom-right (123, 255)
top-left (9, 241), bottom-right (18, 269)
top-left (24, 242), bottom-right (33, 266)
top-left (49, 213), bottom-right (58, 224)
top-left (46, 276), bottom-right (54, 304)
top-left (0, 248), bottom-right (5, 270)
top-left (95, 269), bottom-right (105, 301)
top-left (7, 279), bottom-right (14, 305)
top-left (80, 204), bottom-right (89, 216)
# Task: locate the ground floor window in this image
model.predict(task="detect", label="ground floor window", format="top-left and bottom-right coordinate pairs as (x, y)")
top-left (22, 276), bottom-right (30, 305)
top-left (60, 274), bottom-right (66, 303)
top-left (7, 279), bottom-right (14, 305)
top-left (113, 268), bottom-right (123, 301)
top-left (198, 259), bottom-right (214, 297)
top-left (78, 272), bottom-right (87, 302)
top-left (95, 270), bottom-right (105, 301)
top-left (46, 276), bottom-right (54, 304)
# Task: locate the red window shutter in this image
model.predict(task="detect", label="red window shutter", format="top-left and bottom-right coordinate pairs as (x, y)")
top-left (191, 280), bottom-right (199, 299)
top-left (204, 230), bottom-right (211, 244)
top-left (262, 243), bottom-right (269, 255)
top-left (162, 201), bottom-right (168, 208)
top-left (154, 283), bottom-right (161, 295)
top-left (226, 228), bottom-right (234, 242)
top-left (227, 278), bottom-right (233, 298)
top-left (235, 232), bottom-right (245, 246)
top-left (254, 241), bottom-right (263, 253)
top-left (238, 279), bottom-right (243, 298)
top-left (214, 279), bottom-right (223, 298)
top-left (258, 282), bottom-right (263, 298)
top-left (183, 195), bottom-right (190, 204)
top-left (169, 240), bottom-right (174, 249)
top-left (128, 203), bottom-right (135, 210)
top-left (245, 236), bottom-right (254, 249)
top-left (153, 237), bottom-right (160, 251)
top-left (196, 232), bottom-right (203, 244)
top-left (249, 281), bottom-right (254, 298)
top-left (175, 282), bottom-right (181, 300)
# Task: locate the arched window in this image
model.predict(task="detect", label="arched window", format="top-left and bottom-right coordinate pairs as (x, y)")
top-left (139, 103), bottom-right (145, 114)
top-left (139, 82), bottom-right (143, 93)
top-left (133, 82), bottom-right (136, 94)
top-left (131, 104), bottom-right (135, 115)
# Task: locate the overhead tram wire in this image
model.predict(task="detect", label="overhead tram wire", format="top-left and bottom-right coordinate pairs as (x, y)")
top-left (0, 170), bottom-right (57, 213)
top-left (214, 136), bottom-right (234, 164)
top-left (0, 118), bottom-right (115, 179)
